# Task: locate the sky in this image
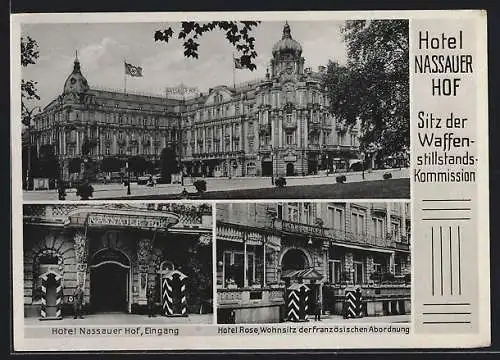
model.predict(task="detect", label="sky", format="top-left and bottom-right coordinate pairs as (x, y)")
top-left (21, 21), bottom-right (347, 108)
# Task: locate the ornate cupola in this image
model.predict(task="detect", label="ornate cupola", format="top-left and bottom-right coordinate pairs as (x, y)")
top-left (63, 51), bottom-right (90, 95)
top-left (270, 22), bottom-right (305, 80)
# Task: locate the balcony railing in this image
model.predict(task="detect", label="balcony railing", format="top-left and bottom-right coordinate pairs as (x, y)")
top-left (273, 218), bottom-right (325, 237)
top-left (217, 286), bottom-right (285, 307)
top-left (274, 219), bottom-right (401, 249)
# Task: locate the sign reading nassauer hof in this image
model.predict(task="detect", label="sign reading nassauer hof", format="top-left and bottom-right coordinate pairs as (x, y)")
top-left (10, 10), bottom-right (489, 351)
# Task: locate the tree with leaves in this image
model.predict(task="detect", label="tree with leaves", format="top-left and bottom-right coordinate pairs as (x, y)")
top-left (324, 20), bottom-right (409, 157)
top-left (155, 21), bottom-right (260, 70)
top-left (21, 36), bottom-right (40, 123)
top-left (21, 36), bottom-right (41, 188)
top-left (159, 147), bottom-right (178, 183)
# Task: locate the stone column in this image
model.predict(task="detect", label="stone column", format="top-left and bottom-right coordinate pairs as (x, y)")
top-left (344, 252), bottom-right (354, 284)
top-left (386, 203), bottom-right (392, 236)
top-left (366, 255), bottom-right (375, 281)
top-left (137, 238), bottom-right (154, 305)
top-left (73, 231), bottom-right (89, 300)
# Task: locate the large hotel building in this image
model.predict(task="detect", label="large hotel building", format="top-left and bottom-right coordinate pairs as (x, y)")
top-left (28, 23), bottom-right (361, 181)
top-left (216, 202), bottom-right (411, 323)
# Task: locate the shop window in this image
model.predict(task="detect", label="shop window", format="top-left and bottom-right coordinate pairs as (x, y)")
top-left (223, 251), bottom-right (255, 288)
top-left (328, 260), bottom-right (341, 284)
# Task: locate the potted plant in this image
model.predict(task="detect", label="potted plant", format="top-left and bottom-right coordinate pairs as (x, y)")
top-left (193, 179), bottom-right (207, 194)
top-left (336, 175), bottom-right (346, 183)
top-left (226, 278), bottom-right (237, 289)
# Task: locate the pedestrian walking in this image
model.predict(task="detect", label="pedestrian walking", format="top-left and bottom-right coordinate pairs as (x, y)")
top-left (73, 284), bottom-right (85, 319)
top-left (57, 179), bottom-right (66, 200)
top-left (147, 285), bottom-right (155, 318)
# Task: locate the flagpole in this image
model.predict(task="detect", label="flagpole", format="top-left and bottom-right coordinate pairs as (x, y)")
top-left (232, 53), bottom-right (236, 89)
top-left (124, 59), bottom-right (127, 94)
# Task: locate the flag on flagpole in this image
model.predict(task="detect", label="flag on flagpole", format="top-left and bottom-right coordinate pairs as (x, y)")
top-left (124, 62), bottom-right (143, 77)
top-left (233, 57), bottom-right (244, 70)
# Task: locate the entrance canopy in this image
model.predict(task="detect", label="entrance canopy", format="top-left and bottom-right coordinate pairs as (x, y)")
top-left (67, 209), bottom-right (179, 231)
top-left (281, 268), bottom-right (323, 282)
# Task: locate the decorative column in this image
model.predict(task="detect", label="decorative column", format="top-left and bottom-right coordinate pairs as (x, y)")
top-left (137, 238), bottom-right (154, 305)
top-left (366, 255), bottom-right (375, 281)
top-left (73, 231), bottom-right (89, 291)
top-left (344, 252), bottom-right (354, 284)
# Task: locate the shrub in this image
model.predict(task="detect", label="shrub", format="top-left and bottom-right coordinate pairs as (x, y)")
top-left (336, 175), bottom-right (346, 183)
top-left (275, 177), bottom-right (286, 188)
top-left (383, 172), bottom-right (393, 179)
top-left (76, 181), bottom-right (94, 200)
top-left (193, 179), bottom-right (207, 193)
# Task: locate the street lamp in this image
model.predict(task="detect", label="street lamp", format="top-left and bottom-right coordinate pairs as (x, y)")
top-left (126, 157), bottom-right (131, 195)
top-left (361, 151), bottom-right (366, 180)
top-left (270, 145), bottom-right (274, 185)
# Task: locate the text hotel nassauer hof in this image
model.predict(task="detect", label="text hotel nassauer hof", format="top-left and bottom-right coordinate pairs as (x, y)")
top-left (411, 17), bottom-right (487, 335)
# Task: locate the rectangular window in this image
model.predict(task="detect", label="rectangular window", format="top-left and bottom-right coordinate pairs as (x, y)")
top-left (223, 251), bottom-right (255, 288)
top-left (351, 212), bottom-right (365, 235)
top-left (286, 133), bottom-right (294, 145)
top-left (354, 261), bottom-right (364, 285)
top-left (287, 203), bottom-right (299, 222)
top-left (392, 222), bottom-right (400, 240)
top-left (328, 260), bottom-right (342, 284)
top-left (329, 207), bottom-right (344, 230)
top-left (372, 217), bottom-right (384, 239)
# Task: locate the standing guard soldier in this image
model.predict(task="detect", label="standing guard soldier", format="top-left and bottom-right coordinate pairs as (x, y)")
top-left (315, 294), bottom-right (322, 321)
top-left (147, 285), bottom-right (155, 318)
top-left (73, 284), bottom-right (84, 319)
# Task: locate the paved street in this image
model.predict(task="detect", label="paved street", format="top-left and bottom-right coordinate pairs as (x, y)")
top-left (25, 313), bottom-right (213, 325)
top-left (313, 314), bottom-right (410, 323)
top-left (23, 168), bottom-right (409, 201)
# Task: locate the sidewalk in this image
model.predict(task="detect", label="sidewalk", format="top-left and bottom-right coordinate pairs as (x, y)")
top-left (25, 313), bottom-right (213, 326)
top-left (23, 168), bottom-right (409, 201)
top-left (316, 314), bottom-right (410, 323)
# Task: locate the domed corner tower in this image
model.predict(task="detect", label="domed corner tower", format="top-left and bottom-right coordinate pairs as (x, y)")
top-left (270, 21), bottom-right (305, 81)
top-left (62, 52), bottom-right (90, 102)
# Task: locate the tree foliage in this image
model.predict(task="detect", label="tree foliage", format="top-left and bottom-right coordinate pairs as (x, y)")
top-left (128, 155), bottom-right (148, 174)
top-left (324, 20), bottom-right (409, 156)
top-left (154, 21), bottom-right (260, 70)
top-left (160, 147), bottom-right (178, 181)
top-left (101, 156), bottom-right (124, 172)
top-left (36, 144), bottom-right (59, 178)
top-left (21, 36), bottom-right (41, 126)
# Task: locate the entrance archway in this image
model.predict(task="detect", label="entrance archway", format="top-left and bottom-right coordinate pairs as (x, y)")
top-left (286, 163), bottom-right (294, 176)
top-left (262, 161), bottom-right (272, 176)
top-left (281, 248), bottom-right (309, 271)
top-left (90, 249), bottom-right (130, 313)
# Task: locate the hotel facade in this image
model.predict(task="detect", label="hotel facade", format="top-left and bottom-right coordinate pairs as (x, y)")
top-left (216, 202), bottom-right (411, 323)
top-left (23, 203), bottom-right (213, 319)
top-left (28, 23), bottom-right (362, 182)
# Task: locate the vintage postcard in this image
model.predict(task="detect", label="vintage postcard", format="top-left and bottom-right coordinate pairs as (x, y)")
top-left (11, 10), bottom-right (489, 351)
